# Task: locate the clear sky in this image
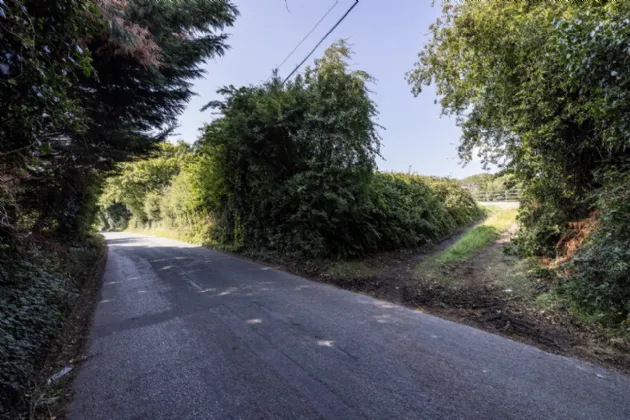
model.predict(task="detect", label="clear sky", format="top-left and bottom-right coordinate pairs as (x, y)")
top-left (172, 0), bottom-right (491, 179)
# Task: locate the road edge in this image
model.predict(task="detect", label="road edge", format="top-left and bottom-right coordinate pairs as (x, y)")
top-left (28, 236), bottom-right (109, 419)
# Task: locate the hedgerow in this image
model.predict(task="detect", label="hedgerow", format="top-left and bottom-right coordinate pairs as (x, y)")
top-left (102, 42), bottom-right (482, 260)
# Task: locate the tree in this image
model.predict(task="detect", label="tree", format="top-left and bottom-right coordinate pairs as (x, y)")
top-left (197, 40), bottom-right (382, 257)
top-left (460, 173), bottom-right (495, 193)
top-left (1, 0), bottom-right (239, 237)
top-left (408, 0), bottom-right (630, 325)
top-left (0, 0), bottom-right (98, 237)
top-left (407, 0), bottom-right (630, 256)
top-left (100, 142), bottom-right (193, 224)
top-left (0, 1), bottom-right (240, 411)
top-left (191, 41), bottom-right (482, 258)
top-left (78, 0), bottom-right (239, 161)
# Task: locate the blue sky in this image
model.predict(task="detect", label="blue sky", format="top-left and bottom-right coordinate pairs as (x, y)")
top-left (173, 0), bottom-right (490, 179)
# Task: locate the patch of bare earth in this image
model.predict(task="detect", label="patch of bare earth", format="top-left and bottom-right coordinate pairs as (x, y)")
top-left (259, 228), bottom-right (630, 374)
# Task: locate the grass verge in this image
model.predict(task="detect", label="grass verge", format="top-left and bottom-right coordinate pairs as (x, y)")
top-left (126, 225), bottom-right (208, 246)
top-left (434, 208), bottom-right (516, 264)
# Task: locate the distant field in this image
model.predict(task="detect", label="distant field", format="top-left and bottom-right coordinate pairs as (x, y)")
top-left (477, 201), bottom-right (520, 209)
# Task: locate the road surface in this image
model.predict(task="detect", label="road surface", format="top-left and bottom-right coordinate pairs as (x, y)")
top-left (70, 232), bottom-right (630, 420)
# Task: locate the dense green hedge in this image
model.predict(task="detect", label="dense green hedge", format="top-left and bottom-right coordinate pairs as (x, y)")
top-left (368, 173), bottom-right (482, 252)
top-left (104, 162), bottom-right (481, 260)
top-left (102, 42), bottom-right (482, 260)
top-left (422, 176), bottom-right (484, 228)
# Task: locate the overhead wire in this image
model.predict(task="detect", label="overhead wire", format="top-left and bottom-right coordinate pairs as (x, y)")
top-left (282, 0), bottom-right (359, 84)
top-left (274, 1), bottom-right (340, 73)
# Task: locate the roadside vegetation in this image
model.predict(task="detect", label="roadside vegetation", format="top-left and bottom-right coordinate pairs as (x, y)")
top-left (419, 207), bottom-right (517, 282)
top-left (408, 0), bottom-right (630, 331)
top-left (4, 0), bottom-right (630, 414)
top-left (0, 0), bottom-right (238, 417)
top-left (101, 42), bottom-right (483, 261)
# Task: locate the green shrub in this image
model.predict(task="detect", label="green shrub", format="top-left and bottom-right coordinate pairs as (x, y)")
top-left (153, 166), bottom-right (214, 244)
top-left (144, 192), bottom-right (162, 224)
top-left (513, 175), bottom-right (589, 258)
top-left (422, 176), bottom-right (483, 227)
top-left (195, 43), bottom-right (482, 259)
top-left (0, 257), bottom-right (69, 409)
top-left (368, 173), bottom-right (479, 252)
top-left (565, 168), bottom-right (630, 326)
top-left (408, 0), bottom-right (630, 261)
top-left (197, 41), bottom-right (381, 259)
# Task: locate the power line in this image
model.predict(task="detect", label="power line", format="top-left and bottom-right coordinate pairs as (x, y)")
top-left (275, 1), bottom-right (339, 72)
top-left (283, 0), bottom-right (359, 85)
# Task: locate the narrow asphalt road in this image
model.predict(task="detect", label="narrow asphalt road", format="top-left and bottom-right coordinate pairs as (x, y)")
top-left (70, 232), bottom-right (630, 420)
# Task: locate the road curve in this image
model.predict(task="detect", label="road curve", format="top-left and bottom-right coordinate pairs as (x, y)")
top-left (69, 232), bottom-right (630, 420)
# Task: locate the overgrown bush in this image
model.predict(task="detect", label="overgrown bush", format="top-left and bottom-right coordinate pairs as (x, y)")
top-left (1, 1), bottom-right (239, 416)
top-left (408, 0), bottom-right (630, 257)
top-left (0, 256), bottom-right (70, 411)
top-left (194, 42), bottom-right (481, 259)
top-left (368, 173), bottom-right (481, 252)
top-left (158, 166), bottom-right (214, 243)
top-left (197, 41), bottom-right (381, 259)
top-left (408, 0), bottom-right (630, 326)
top-left (564, 168), bottom-right (630, 326)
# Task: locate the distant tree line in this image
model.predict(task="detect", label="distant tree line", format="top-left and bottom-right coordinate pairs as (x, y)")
top-left (460, 173), bottom-right (520, 200)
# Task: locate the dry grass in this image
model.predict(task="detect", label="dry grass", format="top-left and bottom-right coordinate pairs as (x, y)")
top-left (553, 211), bottom-right (598, 266)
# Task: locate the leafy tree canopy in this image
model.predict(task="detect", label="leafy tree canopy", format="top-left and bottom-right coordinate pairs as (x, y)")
top-left (1, 0), bottom-right (238, 238)
top-left (407, 0), bottom-right (630, 255)
top-left (100, 142), bottom-right (193, 223)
